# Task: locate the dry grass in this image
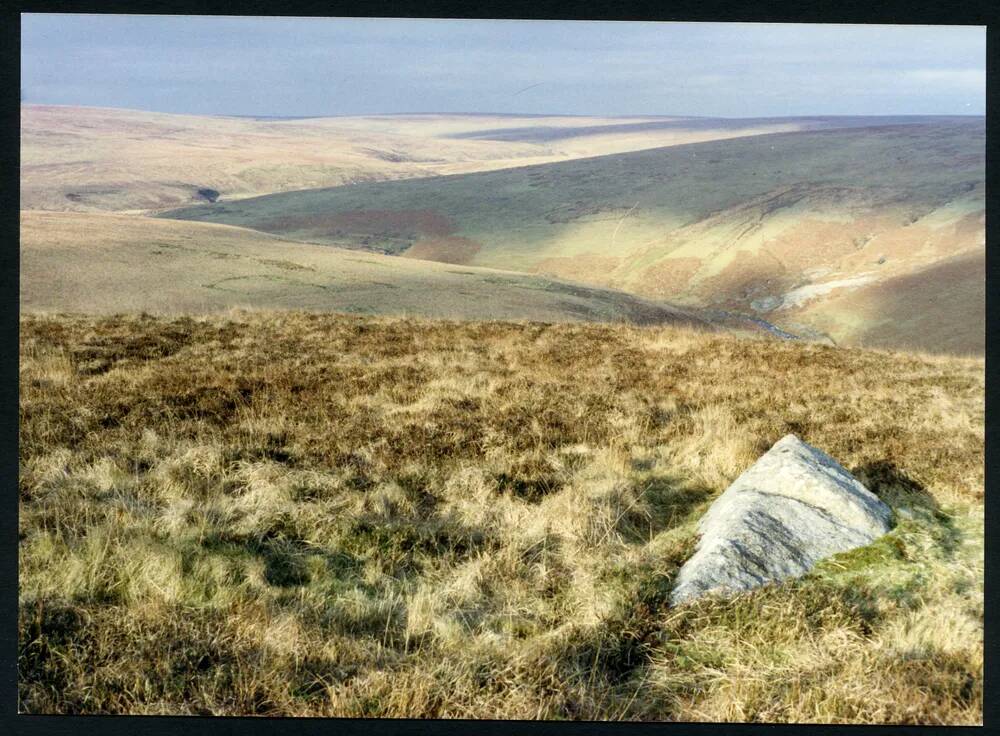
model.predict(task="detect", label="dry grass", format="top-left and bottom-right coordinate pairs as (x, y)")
top-left (18, 311), bottom-right (983, 721)
top-left (19, 211), bottom-right (710, 327)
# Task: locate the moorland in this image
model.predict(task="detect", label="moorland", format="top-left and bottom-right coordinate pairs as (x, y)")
top-left (18, 104), bottom-right (985, 721)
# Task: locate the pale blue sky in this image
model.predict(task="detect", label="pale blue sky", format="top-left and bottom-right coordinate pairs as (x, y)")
top-left (21, 15), bottom-right (986, 117)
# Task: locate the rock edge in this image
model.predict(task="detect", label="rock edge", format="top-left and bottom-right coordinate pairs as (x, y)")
top-left (670, 434), bottom-right (893, 605)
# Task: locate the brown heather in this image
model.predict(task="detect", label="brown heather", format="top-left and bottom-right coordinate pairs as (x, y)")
top-left (18, 311), bottom-right (983, 721)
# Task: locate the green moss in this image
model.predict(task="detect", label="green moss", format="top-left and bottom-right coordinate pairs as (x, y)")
top-left (822, 533), bottom-right (909, 573)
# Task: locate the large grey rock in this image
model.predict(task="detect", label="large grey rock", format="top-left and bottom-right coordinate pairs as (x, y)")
top-left (670, 434), bottom-right (892, 605)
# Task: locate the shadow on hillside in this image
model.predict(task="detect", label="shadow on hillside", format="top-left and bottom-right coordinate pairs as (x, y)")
top-left (852, 460), bottom-right (937, 512)
top-left (633, 473), bottom-right (716, 541)
top-left (851, 459), bottom-right (961, 555)
top-left (199, 531), bottom-right (360, 588)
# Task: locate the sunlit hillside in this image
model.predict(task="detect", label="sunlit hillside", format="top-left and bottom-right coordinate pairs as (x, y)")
top-left (19, 312), bottom-right (983, 720)
top-left (21, 105), bottom-right (830, 214)
top-left (164, 120), bottom-right (984, 354)
top-left (22, 211), bottom-right (783, 335)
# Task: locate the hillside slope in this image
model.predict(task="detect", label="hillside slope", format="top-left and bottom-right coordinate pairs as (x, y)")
top-left (21, 105), bottom-right (944, 212)
top-left (792, 248), bottom-right (984, 355)
top-left (163, 120), bottom-right (984, 354)
top-left (19, 312), bottom-right (983, 720)
top-left (20, 211), bottom-right (719, 329)
top-left (21, 106), bottom-right (835, 214)
top-left (19, 106), bottom-right (553, 213)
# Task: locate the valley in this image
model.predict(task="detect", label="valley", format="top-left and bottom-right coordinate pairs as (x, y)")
top-left (160, 118), bottom-right (984, 354)
top-left (17, 14), bottom-right (987, 723)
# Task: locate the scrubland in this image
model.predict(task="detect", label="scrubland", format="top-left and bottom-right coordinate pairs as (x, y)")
top-left (18, 311), bottom-right (983, 722)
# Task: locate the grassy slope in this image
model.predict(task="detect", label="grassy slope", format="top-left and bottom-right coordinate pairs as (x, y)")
top-left (21, 105), bottom-right (818, 214)
top-left (794, 248), bottom-right (985, 355)
top-left (20, 211), bottom-right (716, 328)
top-left (163, 121), bottom-right (984, 353)
top-left (19, 312), bottom-right (983, 721)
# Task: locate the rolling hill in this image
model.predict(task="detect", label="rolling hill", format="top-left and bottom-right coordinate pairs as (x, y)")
top-left (163, 119), bottom-right (984, 354)
top-left (20, 105), bottom-right (558, 213)
top-left (18, 105), bottom-right (985, 722)
top-left (20, 211), bottom-right (745, 331)
top-left (22, 105), bottom-right (919, 215)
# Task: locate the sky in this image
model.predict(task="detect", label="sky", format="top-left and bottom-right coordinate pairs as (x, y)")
top-left (21, 15), bottom-right (986, 118)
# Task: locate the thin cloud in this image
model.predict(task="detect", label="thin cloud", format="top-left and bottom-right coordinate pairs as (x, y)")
top-left (20, 16), bottom-right (986, 117)
top-left (903, 68), bottom-right (986, 88)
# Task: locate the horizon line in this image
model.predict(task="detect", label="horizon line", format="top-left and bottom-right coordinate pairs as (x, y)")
top-left (20, 102), bottom-right (985, 121)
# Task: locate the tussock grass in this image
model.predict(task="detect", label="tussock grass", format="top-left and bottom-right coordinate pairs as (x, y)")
top-left (18, 311), bottom-right (983, 721)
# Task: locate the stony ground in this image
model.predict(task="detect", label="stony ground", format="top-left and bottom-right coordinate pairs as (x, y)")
top-left (18, 312), bottom-right (983, 721)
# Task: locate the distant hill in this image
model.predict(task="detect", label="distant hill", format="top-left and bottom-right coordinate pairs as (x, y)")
top-left (18, 105), bottom-right (557, 213)
top-left (443, 114), bottom-right (965, 143)
top-left (21, 105), bottom-right (827, 214)
top-left (163, 120), bottom-right (984, 354)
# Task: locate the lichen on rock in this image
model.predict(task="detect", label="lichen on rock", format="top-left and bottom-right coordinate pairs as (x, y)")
top-left (670, 434), bottom-right (893, 605)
